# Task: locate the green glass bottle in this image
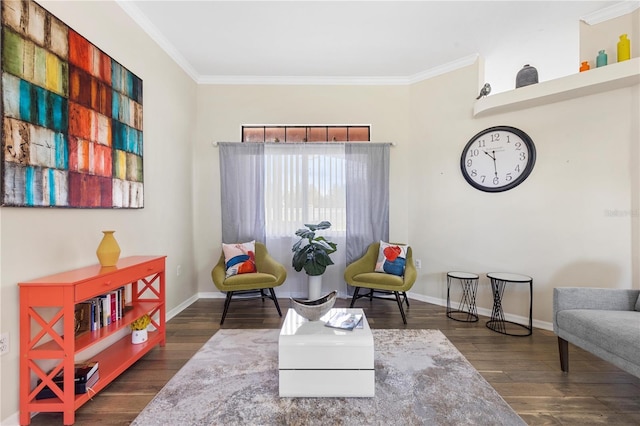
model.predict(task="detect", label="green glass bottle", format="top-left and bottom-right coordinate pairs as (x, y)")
top-left (596, 50), bottom-right (607, 67)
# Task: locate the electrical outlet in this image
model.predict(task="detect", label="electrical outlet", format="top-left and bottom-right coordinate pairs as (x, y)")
top-left (415, 259), bottom-right (422, 269)
top-left (0, 332), bottom-right (9, 356)
top-left (176, 265), bottom-right (182, 276)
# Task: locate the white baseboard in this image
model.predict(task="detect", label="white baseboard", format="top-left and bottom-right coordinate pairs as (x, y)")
top-left (200, 290), bottom-right (553, 331)
top-left (406, 291), bottom-right (553, 332)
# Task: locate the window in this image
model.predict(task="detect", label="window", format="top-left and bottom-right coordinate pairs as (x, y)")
top-left (242, 125), bottom-right (370, 143)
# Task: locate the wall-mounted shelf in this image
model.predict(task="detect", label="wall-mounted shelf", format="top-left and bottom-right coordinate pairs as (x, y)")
top-left (474, 57), bottom-right (640, 117)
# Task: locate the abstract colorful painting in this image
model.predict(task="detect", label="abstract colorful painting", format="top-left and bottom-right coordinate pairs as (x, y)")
top-left (1, 0), bottom-right (143, 208)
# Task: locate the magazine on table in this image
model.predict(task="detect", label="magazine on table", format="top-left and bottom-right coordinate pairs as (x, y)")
top-left (324, 311), bottom-right (363, 330)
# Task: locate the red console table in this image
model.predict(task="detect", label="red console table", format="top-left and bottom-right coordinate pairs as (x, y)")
top-left (18, 256), bottom-right (166, 425)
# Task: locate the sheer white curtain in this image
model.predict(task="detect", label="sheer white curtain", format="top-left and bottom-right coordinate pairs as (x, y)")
top-left (265, 143), bottom-right (346, 297)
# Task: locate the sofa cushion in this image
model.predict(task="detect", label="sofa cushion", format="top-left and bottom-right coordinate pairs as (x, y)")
top-left (556, 309), bottom-right (640, 367)
top-left (374, 241), bottom-right (408, 276)
top-left (222, 241), bottom-right (257, 278)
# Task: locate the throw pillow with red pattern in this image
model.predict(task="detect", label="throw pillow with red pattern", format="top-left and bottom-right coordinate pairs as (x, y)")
top-left (222, 241), bottom-right (257, 278)
top-left (374, 241), bottom-right (408, 276)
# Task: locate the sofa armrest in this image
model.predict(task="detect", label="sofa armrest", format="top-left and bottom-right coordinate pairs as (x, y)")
top-left (554, 288), bottom-right (639, 312)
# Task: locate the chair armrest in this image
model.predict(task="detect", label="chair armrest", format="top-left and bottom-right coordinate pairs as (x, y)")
top-left (256, 251), bottom-right (287, 285)
top-left (211, 254), bottom-right (227, 287)
top-left (344, 245), bottom-right (378, 283)
top-left (553, 287), bottom-right (639, 313)
top-left (403, 254), bottom-right (417, 287)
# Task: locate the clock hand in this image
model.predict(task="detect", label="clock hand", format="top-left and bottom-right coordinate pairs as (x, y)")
top-left (491, 150), bottom-right (498, 176)
top-left (483, 150), bottom-right (495, 160)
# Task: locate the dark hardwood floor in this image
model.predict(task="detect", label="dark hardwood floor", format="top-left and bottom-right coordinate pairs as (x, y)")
top-left (29, 297), bottom-right (640, 425)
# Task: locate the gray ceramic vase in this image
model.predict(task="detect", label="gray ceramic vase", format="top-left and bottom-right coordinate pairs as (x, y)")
top-left (516, 64), bottom-right (538, 88)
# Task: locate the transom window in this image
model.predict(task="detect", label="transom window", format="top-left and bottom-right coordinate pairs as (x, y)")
top-left (242, 125), bottom-right (370, 143)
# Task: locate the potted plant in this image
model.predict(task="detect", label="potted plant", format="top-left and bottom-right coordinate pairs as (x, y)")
top-left (292, 221), bottom-right (337, 300)
top-left (130, 314), bottom-right (151, 344)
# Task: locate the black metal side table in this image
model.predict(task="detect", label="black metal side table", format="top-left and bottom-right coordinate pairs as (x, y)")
top-left (486, 272), bottom-right (533, 336)
top-left (446, 271), bottom-right (479, 322)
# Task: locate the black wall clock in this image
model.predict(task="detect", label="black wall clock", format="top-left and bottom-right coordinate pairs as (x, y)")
top-left (460, 126), bottom-right (536, 193)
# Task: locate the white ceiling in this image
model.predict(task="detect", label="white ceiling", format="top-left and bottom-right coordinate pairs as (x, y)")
top-left (119, 1), bottom-right (635, 87)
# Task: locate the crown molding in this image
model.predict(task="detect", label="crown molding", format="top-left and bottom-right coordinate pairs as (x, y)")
top-left (580, 1), bottom-right (640, 25)
top-left (115, 0), bottom-right (200, 82)
top-left (406, 54), bottom-right (479, 84)
top-left (198, 55), bottom-right (479, 86)
top-left (197, 74), bottom-right (410, 86)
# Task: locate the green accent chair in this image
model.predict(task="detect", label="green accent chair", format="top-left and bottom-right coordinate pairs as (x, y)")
top-left (344, 242), bottom-right (417, 324)
top-left (211, 242), bottom-right (287, 325)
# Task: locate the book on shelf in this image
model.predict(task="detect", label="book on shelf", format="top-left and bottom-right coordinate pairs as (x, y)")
top-left (74, 302), bottom-right (92, 336)
top-left (35, 372), bottom-right (99, 400)
top-left (324, 311), bottom-right (363, 330)
top-left (51, 361), bottom-right (99, 383)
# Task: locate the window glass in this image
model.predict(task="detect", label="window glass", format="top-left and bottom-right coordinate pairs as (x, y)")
top-left (265, 127), bottom-right (285, 143)
top-left (285, 127), bottom-right (306, 142)
top-left (328, 127), bottom-right (348, 142)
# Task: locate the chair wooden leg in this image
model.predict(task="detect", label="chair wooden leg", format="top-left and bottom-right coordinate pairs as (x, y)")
top-left (402, 291), bottom-right (409, 307)
top-left (394, 291), bottom-right (408, 324)
top-left (220, 291), bottom-right (234, 325)
top-left (260, 289), bottom-right (265, 302)
top-left (268, 288), bottom-right (282, 317)
top-left (558, 337), bottom-right (569, 372)
top-left (350, 287), bottom-right (360, 307)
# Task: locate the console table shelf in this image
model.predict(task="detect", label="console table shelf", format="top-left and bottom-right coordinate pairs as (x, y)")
top-left (18, 255), bottom-right (166, 425)
top-left (474, 57), bottom-right (640, 117)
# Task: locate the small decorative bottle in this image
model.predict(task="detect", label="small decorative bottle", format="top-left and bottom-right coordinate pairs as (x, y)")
top-left (515, 64), bottom-right (538, 88)
top-left (579, 61), bottom-right (590, 72)
top-left (617, 34), bottom-right (630, 62)
top-left (596, 50), bottom-right (607, 67)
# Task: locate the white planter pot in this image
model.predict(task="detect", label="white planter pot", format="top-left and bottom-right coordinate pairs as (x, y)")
top-left (131, 328), bottom-right (148, 344)
top-left (308, 275), bottom-right (323, 300)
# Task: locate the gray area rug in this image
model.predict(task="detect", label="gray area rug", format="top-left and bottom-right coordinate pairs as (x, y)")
top-left (132, 329), bottom-right (525, 425)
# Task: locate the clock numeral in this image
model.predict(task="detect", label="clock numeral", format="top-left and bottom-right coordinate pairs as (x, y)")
top-left (490, 133), bottom-right (500, 142)
top-left (515, 141), bottom-right (522, 150)
top-left (493, 176), bottom-right (499, 185)
top-left (505, 173), bottom-right (512, 182)
top-left (515, 164), bottom-right (521, 173)
top-left (519, 152), bottom-right (526, 161)
top-left (468, 148), bottom-right (479, 157)
top-left (466, 159), bottom-right (473, 167)
top-left (480, 175), bottom-right (486, 183)
top-left (478, 139), bottom-right (486, 148)
top-left (470, 169), bottom-right (477, 177)
top-left (506, 135), bottom-right (511, 143)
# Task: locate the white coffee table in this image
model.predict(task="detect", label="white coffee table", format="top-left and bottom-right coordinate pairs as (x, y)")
top-left (278, 308), bottom-right (375, 397)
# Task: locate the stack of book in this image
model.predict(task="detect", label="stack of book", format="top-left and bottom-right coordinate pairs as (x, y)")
top-left (74, 287), bottom-right (128, 335)
top-left (35, 361), bottom-right (99, 400)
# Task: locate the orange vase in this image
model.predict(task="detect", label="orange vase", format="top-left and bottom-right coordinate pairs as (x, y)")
top-left (96, 231), bottom-right (121, 266)
top-left (579, 61), bottom-right (590, 72)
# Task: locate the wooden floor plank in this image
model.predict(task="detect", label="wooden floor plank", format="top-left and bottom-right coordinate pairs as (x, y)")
top-left (27, 297), bottom-right (640, 425)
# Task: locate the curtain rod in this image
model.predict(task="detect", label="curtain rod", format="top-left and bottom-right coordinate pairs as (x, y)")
top-left (211, 141), bottom-right (396, 147)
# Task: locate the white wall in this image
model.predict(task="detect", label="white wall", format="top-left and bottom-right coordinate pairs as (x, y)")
top-left (0, 1), bottom-right (198, 423)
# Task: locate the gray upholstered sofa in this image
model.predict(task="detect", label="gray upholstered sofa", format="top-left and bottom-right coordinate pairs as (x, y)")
top-left (553, 287), bottom-right (640, 378)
